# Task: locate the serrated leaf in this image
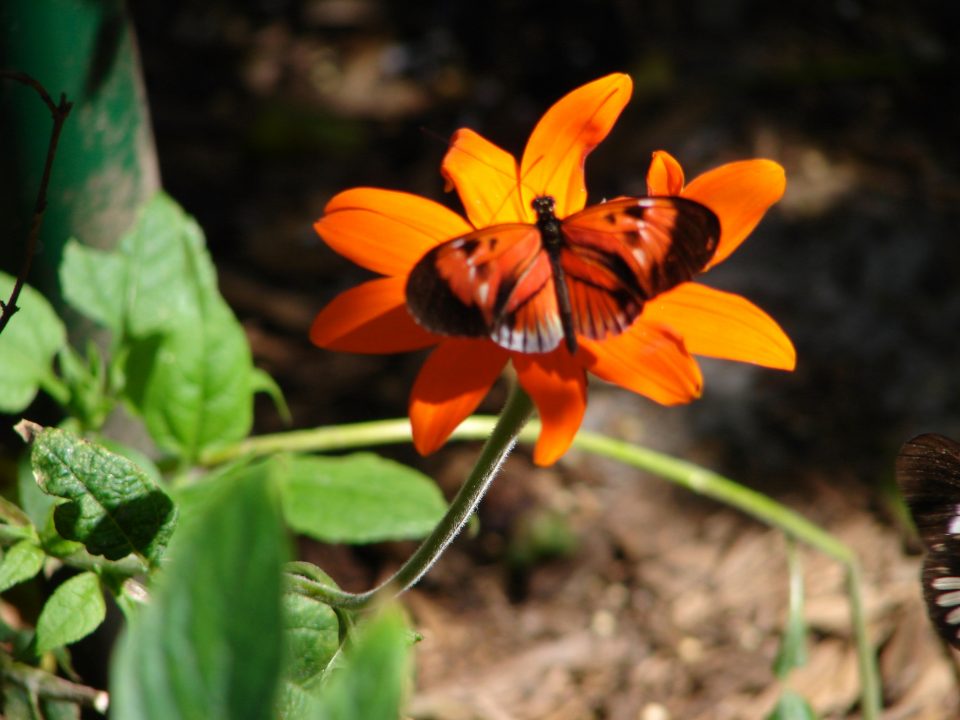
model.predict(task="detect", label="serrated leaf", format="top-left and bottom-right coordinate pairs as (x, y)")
top-left (0, 540), bottom-right (45, 592)
top-left (35, 571), bottom-right (106, 654)
top-left (312, 608), bottom-right (411, 720)
top-left (59, 240), bottom-right (127, 332)
top-left (276, 588), bottom-right (341, 718)
top-left (0, 272), bottom-right (66, 412)
top-left (110, 460), bottom-right (288, 720)
top-left (29, 426), bottom-right (176, 566)
top-left (278, 453), bottom-right (447, 543)
top-left (97, 437), bottom-right (164, 488)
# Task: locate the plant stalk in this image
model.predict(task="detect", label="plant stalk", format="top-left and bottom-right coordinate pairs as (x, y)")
top-left (287, 387), bottom-right (533, 610)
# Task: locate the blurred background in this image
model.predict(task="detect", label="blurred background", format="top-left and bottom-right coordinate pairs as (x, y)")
top-left (4, 1), bottom-right (960, 717)
top-left (133, 0), bottom-right (960, 481)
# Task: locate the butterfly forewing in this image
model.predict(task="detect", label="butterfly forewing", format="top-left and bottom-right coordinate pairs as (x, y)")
top-left (558, 197), bottom-right (720, 341)
top-left (406, 224), bottom-right (565, 353)
top-left (896, 433), bottom-right (960, 649)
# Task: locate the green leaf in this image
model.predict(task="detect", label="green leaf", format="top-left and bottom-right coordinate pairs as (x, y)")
top-left (276, 587), bottom-right (341, 718)
top-left (97, 437), bottom-right (164, 488)
top-left (28, 425), bottom-right (176, 566)
top-left (2, 683), bottom-right (34, 719)
top-left (251, 367), bottom-right (291, 424)
top-left (0, 540), bottom-right (45, 592)
top-left (128, 297), bottom-right (254, 461)
top-left (115, 193), bottom-right (256, 461)
top-left (765, 690), bottom-right (818, 720)
top-left (59, 239), bottom-right (127, 332)
top-left (40, 699), bottom-right (81, 720)
top-left (57, 343), bottom-right (113, 431)
top-left (35, 571), bottom-right (106, 654)
top-left (0, 272), bottom-right (66, 412)
top-left (773, 540), bottom-right (808, 678)
top-left (18, 451), bottom-right (56, 530)
top-left (119, 193), bottom-right (218, 337)
top-left (278, 453), bottom-right (447, 543)
top-left (110, 460), bottom-right (288, 720)
top-left (0, 494), bottom-right (35, 532)
top-left (312, 608), bottom-right (411, 720)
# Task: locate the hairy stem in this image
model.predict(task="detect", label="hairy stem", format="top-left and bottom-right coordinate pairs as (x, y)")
top-left (287, 387), bottom-right (533, 610)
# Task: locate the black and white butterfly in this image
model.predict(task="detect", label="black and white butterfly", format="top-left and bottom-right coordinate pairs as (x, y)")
top-left (896, 433), bottom-right (960, 649)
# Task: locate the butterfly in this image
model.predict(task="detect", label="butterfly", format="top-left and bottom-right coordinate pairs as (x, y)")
top-left (405, 194), bottom-right (721, 355)
top-left (896, 433), bottom-right (960, 650)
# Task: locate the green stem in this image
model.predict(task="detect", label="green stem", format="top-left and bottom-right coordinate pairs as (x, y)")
top-left (287, 386), bottom-right (534, 610)
top-left (567, 429), bottom-right (881, 720)
top-left (215, 414), bottom-right (879, 717)
top-left (38, 370), bottom-right (70, 406)
top-left (0, 525), bottom-right (36, 544)
top-left (846, 562), bottom-right (881, 718)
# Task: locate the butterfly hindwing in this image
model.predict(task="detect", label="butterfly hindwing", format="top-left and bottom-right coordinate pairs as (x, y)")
top-left (559, 196), bottom-right (720, 342)
top-left (406, 224), bottom-right (565, 353)
top-left (896, 433), bottom-right (960, 649)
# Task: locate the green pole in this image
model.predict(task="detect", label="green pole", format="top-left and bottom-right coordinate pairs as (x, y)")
top-left (0, 0), bottom-right (159, 304)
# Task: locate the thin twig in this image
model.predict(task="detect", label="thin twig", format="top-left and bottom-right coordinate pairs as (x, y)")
top-left (0, 70), bottom-right (73, 336)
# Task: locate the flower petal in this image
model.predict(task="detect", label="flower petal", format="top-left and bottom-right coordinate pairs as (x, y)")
top-left (520, 73), bottom-right (633, 216)
top-left (409, 340), bottom-right (508, 456)
top-left (513, 351), bottom-right (587, 466)
top-left (681, 159), bottom-right (786, 269)
top-left (581, 320), bottom-right (702, 405)
top-left (316, 188), bottom-right (472, 276)
top-left (643, 283), bottom-right (796, 370)
top-left (310, 276), bottom-right (438, 353)
top-left (646, 150), bottom-right (685, 196)
top-left (441, 128), bottom-right (529, 226)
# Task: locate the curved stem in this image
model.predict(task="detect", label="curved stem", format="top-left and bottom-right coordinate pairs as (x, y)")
top-left (223, 414), bottom-right (879, 717)
top-left (288, 386), bottom-right (533, 610)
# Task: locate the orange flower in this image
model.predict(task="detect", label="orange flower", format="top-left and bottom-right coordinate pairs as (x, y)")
top-left (311, 73), bottom-right (795, 466)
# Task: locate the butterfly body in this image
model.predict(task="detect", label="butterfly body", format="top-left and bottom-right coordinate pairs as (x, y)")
top-left (896, 433), bottom-right (960, 649)
top-left (406, 194), bottom-right (720, 354)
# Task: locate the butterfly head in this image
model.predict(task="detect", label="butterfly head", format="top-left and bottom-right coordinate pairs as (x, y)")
top-left (532, 195), bottom-right (557, 219)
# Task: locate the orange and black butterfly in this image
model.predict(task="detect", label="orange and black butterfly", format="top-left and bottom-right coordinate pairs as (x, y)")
top-left (406, 194), bottom-right (721, 354)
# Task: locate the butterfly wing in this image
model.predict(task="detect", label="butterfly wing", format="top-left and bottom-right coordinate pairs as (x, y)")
top-left (896, 433), bottom-right (960, 649)
top-left (406, 224), bottom-right (565, 353)
top-left (559, 196), bottom-right (720, 341)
